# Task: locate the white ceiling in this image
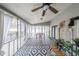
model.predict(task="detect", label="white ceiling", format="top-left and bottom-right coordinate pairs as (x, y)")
top-left (0, 3), bottom-right (71, 24)
top-left (50, 4), bottom-right (79, 26)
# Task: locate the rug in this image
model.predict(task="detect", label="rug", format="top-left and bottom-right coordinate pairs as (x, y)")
top-left (14, 38), bottom-right (56, 56)
top-left (15, 46), bottom-right (56, 56)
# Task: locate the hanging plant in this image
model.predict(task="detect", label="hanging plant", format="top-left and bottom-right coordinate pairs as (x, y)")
top-left (68, 19), bottom-right (75, 28)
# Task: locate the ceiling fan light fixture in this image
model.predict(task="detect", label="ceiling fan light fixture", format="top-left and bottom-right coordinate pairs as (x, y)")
top-left (43, 5), bottom-right (49, 10)
top-left (32, 3), bottom-right (58, 18)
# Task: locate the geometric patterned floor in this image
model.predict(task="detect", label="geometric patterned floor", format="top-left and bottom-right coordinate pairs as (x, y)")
top-left (15, 46), bottom-right (56, 56)
top-left (14, 37), bottom-right (56, 56)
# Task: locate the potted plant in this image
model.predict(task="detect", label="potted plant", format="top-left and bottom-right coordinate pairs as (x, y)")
top-left (57, 39), bottom-right (64, 44)
top-left (73, 38), bottom-right (79, 47)
top-left (55, 39), bottom-right (64, 49)
top-left (63, 41), bottom-right (71, 51)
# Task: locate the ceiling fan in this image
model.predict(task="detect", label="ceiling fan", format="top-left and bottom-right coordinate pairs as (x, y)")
top-left (32, 3), bottom-right (58, 16)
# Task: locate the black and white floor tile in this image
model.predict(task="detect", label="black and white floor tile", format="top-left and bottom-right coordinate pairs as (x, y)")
top-left (14, 38), bottom-right (56, 56)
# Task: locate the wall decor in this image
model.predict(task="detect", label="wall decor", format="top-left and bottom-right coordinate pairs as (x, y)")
top-left (59, 20), bottom-right (65, 29)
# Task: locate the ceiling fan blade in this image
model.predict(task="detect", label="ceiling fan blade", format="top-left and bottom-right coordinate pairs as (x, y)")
top-left (32, 5), bottom-right (43, 12)
top-left (42, 10), bottom-right (46, 16)
top-left (49, 6), bottom-right (58, 14)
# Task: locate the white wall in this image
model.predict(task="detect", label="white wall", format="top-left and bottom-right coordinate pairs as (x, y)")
top-left (50, 4), bottom-right (79, 41)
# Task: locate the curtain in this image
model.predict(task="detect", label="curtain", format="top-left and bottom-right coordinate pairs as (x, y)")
top-left (0, 12), bottom-right (4, 55)
top-left (3, 15), bottom-right (11, 43)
